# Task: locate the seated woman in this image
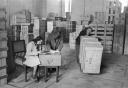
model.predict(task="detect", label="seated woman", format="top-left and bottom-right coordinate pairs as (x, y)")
top-left (23, 36), bottom-right (42, 79)
top-left (46, 28), bottom-right (63, 52)
top-left (46, 28), bottom-right (63, 73)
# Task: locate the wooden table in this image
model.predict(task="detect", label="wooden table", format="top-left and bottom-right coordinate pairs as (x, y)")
top-left (38, 52), bottom-right (61, 82)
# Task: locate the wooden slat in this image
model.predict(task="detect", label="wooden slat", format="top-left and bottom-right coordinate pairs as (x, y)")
top-left (0, 48), bottom-right (8, 51)
top-left (113, 25), bottom-right (125, 54)
top-left (103, 50), bottom-right (112, 53)
top-left (99, 36), bottom-right (113, 40)
top-left (0, 75), bottom-right (7, 80)
top-left (0, 66), bottom-right (6, 70)
top-left (101, 41), bottom-right (113, 45)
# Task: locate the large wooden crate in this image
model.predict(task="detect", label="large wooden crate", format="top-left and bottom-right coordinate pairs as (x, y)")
top-left (82, 44), bottom-right (103, 73)
top-left (79, 36), bottom-right (103, 73)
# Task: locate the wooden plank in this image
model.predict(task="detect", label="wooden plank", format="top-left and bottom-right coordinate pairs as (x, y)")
top-left (99, 36), bottom-right (113, 40)
top-left (101, 41), bottom-right (112, 45)
top-left (113, 24), bottom-right (125, 54)
top-left (124, 24), bottom-right (128, 54)
top-left (103, 50), bottom-right (112, 53)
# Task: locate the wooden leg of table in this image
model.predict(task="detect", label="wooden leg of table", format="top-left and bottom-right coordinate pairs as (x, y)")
top-left (56, 66), bottom-right (59, 82)
top-left (25, 65), bottom-right (27, 82)
top-left (44, 66), bottom-right (47, 82)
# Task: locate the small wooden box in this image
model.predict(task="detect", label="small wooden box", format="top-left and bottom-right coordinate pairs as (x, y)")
top-left (39, 53), bottom-right (61, 66)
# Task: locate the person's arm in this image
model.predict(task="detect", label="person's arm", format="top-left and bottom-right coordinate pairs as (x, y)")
top-left (57, 40), bottom-right (63, 51)
top-left (57, 35), bottom-right (63, 51)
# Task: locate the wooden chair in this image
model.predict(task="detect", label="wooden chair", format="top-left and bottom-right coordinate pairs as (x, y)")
top-left (12, 40), bottom-right (28, 82)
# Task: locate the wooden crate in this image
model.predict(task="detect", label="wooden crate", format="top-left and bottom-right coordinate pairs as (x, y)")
top-left (0, 76), bottom-right (7, 86)
top-left (0, 31), bottom-right (7, 40)
top-left (79, 38), bottom-right (103, 73)
top-left (1, 58), bottom-right (6, 67)
top-left (0, 68), bottom-right (6, 77)
top-left (0, 41), bottom-right (7, 49)
top-left (69, 32), bottom-right (76, 49)
top-left (0, 51), bottom-right (7, 58)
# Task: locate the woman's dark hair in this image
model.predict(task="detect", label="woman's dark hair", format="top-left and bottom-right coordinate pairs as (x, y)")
top-left (32, 36), bottom-right (42, 44)
top-left (51, 27), bottom-right (63, 39)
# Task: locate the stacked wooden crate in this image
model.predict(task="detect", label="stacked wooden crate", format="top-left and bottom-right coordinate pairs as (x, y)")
top-left (90, 23), bottom-right (113, 53)
top-left (69, 32), bottom-right (76, 49)
top-left (79, 36), bottom-right (103, 73)
top-left (0, 8), bottom-right (7, 86)
top-left (65, 21), bottom-right (76, 42)
top-left (75, 25), bottom-right (83, 37)
top-left (11, 10), bottom-right (31, 25)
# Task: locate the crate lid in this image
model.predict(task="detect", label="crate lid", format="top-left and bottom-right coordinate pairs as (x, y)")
top-left (84, 43), bottom-right (103, 50)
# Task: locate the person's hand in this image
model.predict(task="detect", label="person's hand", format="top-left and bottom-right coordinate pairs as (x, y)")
top-left (37, 51), bottom-right (41, 54)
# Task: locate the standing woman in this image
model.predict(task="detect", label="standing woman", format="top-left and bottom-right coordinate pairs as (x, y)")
top-left (23, 36), bottom-right (42, 79)
top-left (76, 15), bottom-right (93, 64)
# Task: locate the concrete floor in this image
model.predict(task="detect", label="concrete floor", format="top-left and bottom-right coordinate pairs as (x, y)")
top-left (1, 44), bottom-right (128, 88)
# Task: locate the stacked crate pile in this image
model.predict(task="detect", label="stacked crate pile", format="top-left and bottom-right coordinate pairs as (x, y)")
top-left (69, 25), bottom-right (82, 49)
top-left (69, 32), bottom-right (76, 49)
top-left (75, 25), bottom-right (83, 37)
top-left (90, 23), bottom-right (113, 53)
top-left (11, 10), bottom-right (31, 25)
top-left (0, 8), bottom-right (7, 86)
top-left (65, 21), bottom-right (76, 43)
top-left (79, 36), bottom-right (103, 73)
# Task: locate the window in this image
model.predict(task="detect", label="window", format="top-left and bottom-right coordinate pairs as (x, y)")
top-left (65, 0), bottom-right (72, 12)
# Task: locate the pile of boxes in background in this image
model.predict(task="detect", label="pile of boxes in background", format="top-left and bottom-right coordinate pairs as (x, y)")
top-left (79, 36), bottom-right (103, 74)
top-left (69, 25), bottom-right (83, 49)
top-left (0, 8), bottom-right (7, 86)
